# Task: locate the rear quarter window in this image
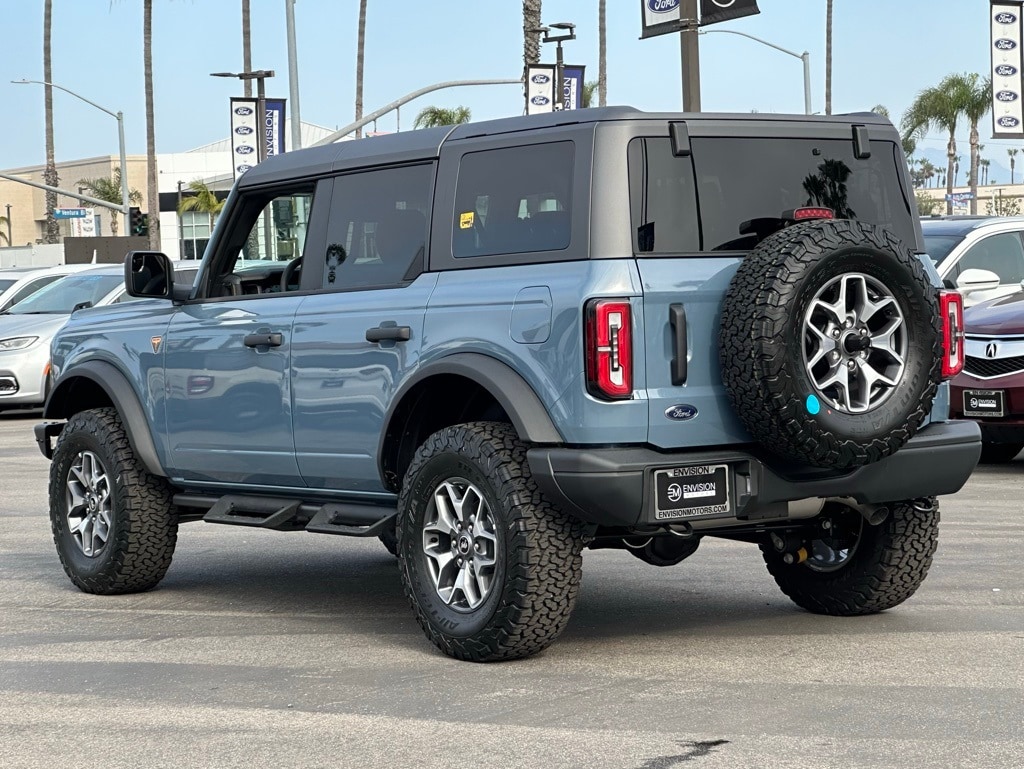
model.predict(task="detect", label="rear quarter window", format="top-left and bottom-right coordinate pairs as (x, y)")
top-left (452, 141), bottom-right (573, 258)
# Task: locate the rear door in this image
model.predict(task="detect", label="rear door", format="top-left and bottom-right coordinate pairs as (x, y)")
top-left (629, 127), bottom-right (919, 450)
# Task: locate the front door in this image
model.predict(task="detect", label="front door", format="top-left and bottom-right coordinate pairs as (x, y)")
top-left (163, 182), bottom-right (328, 487)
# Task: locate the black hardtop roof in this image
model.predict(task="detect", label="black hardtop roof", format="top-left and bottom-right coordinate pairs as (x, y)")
top-left (238, 106), bottom-right (897, 187)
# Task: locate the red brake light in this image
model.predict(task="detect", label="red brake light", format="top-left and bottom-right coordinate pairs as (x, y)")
top-left (790, 207), bottom-right (835, 221)
top-left (585, 299), bottom-right (632, 400)
top-left (939, 290), bottom-right (964, 378)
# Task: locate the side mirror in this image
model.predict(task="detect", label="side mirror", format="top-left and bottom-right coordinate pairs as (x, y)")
top-left (125, 251), bottom-right (173, 299)
top-left (956, 267), bottom-right (1001, 295)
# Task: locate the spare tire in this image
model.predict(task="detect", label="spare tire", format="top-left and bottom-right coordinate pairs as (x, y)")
top-left (719, 219), bottom-right (941, 469)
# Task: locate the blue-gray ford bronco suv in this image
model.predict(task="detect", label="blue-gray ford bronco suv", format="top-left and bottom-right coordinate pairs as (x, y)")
top-left (37, 108), bottom-right (981, 661)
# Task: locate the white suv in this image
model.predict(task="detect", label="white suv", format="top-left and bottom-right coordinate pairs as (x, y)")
top-left (922, 216), bottom-right (1024, 306)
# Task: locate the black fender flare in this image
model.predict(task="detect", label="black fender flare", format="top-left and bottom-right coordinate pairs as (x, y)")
top-left (45, 359), bottom-right (166, 477)
top-left (377, 353), bottom-right (563, 476)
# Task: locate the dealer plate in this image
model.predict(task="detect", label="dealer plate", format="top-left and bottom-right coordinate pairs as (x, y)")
top-left (653, 464), bottom-right (730, 520)
top-left (963, 389), bottom-right (1005, 418)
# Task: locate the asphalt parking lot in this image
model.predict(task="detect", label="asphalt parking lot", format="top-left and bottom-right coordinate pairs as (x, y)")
top-left (0, 411), bottom-right (1021, 769)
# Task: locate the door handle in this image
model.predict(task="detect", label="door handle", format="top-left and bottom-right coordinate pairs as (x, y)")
top-left (669, 303), bottom-right (687, 386)
top-left (244, 332), bottom-right (284, 348)
top-left (366, 325), bottom-right (411, 343)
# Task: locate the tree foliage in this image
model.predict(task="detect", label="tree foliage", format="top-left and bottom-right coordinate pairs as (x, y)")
top-left (76, 167), bottom-right (143, 236)
top-left (413, 106), bottom-right (472, 129)
top-left (177, 179), bottom-right (225, 217)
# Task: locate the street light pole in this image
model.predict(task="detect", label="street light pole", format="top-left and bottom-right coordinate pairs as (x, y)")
top-left (698, 30), bottom-right (812, 115)
top-left (681, 0), bottom-right (701, 112)
top-left (12, 79), bottom-right (131, 231)
top-left (537, 23), bottom-right (576, 111)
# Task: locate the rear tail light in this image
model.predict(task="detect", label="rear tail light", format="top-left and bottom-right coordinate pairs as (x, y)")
top-left (939, 290), bottom-right (964, 378)
top-left (585, 299), bottom-right (632, 400)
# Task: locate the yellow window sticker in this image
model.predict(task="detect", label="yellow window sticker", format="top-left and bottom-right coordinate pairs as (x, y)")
top-left (459, 211), bottom-right (475, 230)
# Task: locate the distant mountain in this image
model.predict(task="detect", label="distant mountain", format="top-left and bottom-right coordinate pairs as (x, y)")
top-left (913, 146), bottom-right (1018, 188)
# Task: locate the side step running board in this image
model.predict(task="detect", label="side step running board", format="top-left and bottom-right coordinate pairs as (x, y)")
top-left (175, 493), bottom-right (396, 537)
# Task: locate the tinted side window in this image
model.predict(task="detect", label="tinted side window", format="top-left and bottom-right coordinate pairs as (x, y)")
top-left (957, 233), bottom-right (1024, 283)
top-left (0, 275), bottom-right (61, 311)
top-left (628, 138), bottom-right (700, 253)
top-left (322, 164), bottom-right (432, 290)
top-left (453, 142), bottom-right (573, 258)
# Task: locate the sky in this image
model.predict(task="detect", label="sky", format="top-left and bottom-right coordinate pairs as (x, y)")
top-left (0, 0), bottom-right (1011, 178)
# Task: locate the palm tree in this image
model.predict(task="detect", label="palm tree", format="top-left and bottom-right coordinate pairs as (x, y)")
top-left (957, 73), bottom-right (991, 214)
top-left (413, 106), bottom-right (471, 129)
top-left (355, 0), bottom-right (367, 138)
top-left (523, 0), bottom-right (542, 70)
top-left (581, 81), bottom-right (598, 109)
top-left (825, 0), bottom-right (833, 115)
top-left (598, 0), bottom-right (607, 107)
top-left (981, 158), bottom-right (991, 186)
top-left (177, 179), bottom-right (225, 241)
top-left (242, 0), bottom-right (252, 97)
top-left (43, 0), bottom-right (60, 244)
top-left (76, 168), bottom-right (142, 236)
top-left (903, 78), bottom-right (965, 215)
top-left (143, 0), bottom-right (160, 250)
top-left (1009, 148), bottom-right (1018, 185)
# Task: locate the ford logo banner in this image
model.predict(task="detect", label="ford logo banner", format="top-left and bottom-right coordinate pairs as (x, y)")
top-left (233, 106), bottom-right (254, 116)
top-left (234, 126), bottom-right (254, 135)
top-left (997, 90), bottom-right (1020, 102)
top-left (530, 95), bottom-right (550, 106)
top-left (995, 38), bottom-right (1018, 50)
top-left (648, 0), bottom-right (680, 12)
top-left (235, 145), bottom-right (255, 155)
top-left (531, 73), bottom-right (551, 84)
top-left (996, 12), bottom-right (1018, 24)
top-left (996, 64), bottom-right (1020, 77)
top-left (999, 115), bottom-right (1021, 128)
top-left (236, 165), bottom-right (253, 174)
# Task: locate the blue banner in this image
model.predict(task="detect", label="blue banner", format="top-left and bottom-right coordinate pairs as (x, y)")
top-left (264, 99), bottom-right (287, 156)
top-left (562, 65), bottom-right (587, 110)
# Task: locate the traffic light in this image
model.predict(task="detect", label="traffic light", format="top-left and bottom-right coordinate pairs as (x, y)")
top-left (129, 206), bottom-right (149, 237)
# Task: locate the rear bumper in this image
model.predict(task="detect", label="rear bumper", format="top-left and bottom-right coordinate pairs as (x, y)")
top-left (527, 420), bottom-right (982, 528)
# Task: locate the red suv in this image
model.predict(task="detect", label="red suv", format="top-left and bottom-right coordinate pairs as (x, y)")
top-left (951, 290), bottom-right (1024, 463)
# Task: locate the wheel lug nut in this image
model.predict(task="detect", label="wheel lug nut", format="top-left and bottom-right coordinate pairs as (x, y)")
top-left (847, 360), bottom-right (856, 370)
top-left (831, 329), bottom-right (840, 338)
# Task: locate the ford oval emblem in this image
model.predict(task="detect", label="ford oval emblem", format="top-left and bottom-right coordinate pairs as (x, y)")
top-left (995, 38), bottom-right (1018, 50)
top-left (235, 145), bottom-right (255, 155)
top-left (531, 73), bottom-right (551, 84)
top-left (236, 164), bottom-right (253, 174)
top-left (665, 404), bottom-right (698, 422)
top-left (234, 106), bottom-right (254, 116)
top-left (530, 95), bottom-right (550, 105)
top-left (999, 115), bottom-right (1022, 128)
top-left (647, 0), bottom-right (680, 13)
top-left (996, 12), bottom-right (1018, 24)
top-left (997, 90), bottom-right (1020, 102)
top-left (996, 64), bottom-right (1019, 77)
top-left (234, 125), bottom-right (254, 135)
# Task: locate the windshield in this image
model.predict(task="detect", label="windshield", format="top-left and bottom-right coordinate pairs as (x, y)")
top-left (7, 273), bottom-right (122, 314)
top-left (0, 279), bottom-right (17, 292)
top-left (921, 234), bottom-right (966, 267)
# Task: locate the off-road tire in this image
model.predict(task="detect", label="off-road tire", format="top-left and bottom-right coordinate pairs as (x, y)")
top-left (719, 219), bottom-right (941, 469)
top-left (49, 407), bottom-right (178, 594)
top-left (979, 441), bottom-right (1023, 464)
top-left (397, 422), bottom-right (586, 662)
top-left (761, 499), bottom-right (939, 615)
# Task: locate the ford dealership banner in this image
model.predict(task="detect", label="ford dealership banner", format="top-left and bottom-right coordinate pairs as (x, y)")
top-left (526, 65), bottom-right (586, 113)
top-left (230, 97), bottom-right (287, 178)
top-left (992, 1), bottom-right (1024, 138)
top-left (640, 0), bottom-right (759, 38)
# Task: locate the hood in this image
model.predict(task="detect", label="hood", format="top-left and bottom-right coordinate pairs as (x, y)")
top-left (964, 290), bottom-right (1024, 336)
top-left (0, 312), bottom-right (70, 340)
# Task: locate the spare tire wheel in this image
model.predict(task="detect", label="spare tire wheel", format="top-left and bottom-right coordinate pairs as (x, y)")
top-left (719, 219), bottom-right (941, 469)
